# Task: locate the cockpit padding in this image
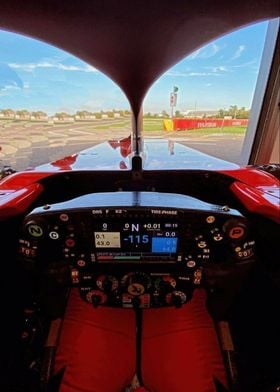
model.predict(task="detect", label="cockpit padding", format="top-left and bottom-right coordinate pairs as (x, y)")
top-left (142, 289), bottom-right (228, 391)
top-left (55, 288), bottom-right (136, 392)
top-left (55, 289), bottom-right (227, 391)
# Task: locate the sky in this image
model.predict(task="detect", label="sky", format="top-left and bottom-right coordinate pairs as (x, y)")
top-left (0, 20), bottom-right (270, 115)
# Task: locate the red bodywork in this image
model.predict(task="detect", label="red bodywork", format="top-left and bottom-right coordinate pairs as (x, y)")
top-left (1, 162), bottom-right (279, 223)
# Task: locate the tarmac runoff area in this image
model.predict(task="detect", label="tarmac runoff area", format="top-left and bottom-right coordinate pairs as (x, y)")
top-left (0, 120), bottom-right (244, 170)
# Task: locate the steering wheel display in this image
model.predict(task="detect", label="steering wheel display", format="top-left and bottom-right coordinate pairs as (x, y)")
top-left (18, 191), bottom-right (255, 308)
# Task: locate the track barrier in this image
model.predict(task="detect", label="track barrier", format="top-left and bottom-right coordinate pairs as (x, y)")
top-left (163, 118), bottom-right (248, 131)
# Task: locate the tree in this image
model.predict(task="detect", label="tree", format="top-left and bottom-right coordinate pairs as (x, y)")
top-left (1, 108), bottom-right (15, 115)
top-left (161, 110), bottom-right (169, 118)
top-left (16, 109), bottom-right (30, 115)
top-left (216, 105), bottom-right (250, 119)
top-left (175, 110), bottom-right (183, 118)
top-left (94, 112), bottom-right (102, 119)
top-left (76, 110), bottom-right (94, 118)
top-left (228, 105), bottom-right (238, 118)
top-left (106, 111), bottom-right (114, 118)
top-left (217, 109), bottom-right (225, 118)
top-left (55, 112), bottom-right (71, 119)
top-left (236, 106), bottom-right (250, 119)
top-left (31, 111), bottom-right (47, 118)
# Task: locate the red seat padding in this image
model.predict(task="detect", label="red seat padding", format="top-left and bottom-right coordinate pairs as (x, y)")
top-left (55, 289), bottom-right (227, 392)
top-left (55, 289), bottom-right (136, 392)
top-left (142, 289), bottom-right (228, 391)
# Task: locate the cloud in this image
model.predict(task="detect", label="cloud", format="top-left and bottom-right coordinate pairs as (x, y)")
top-left (164, 70), bottom-right (221, 77)
top-left (204, 65), bottom-right (231, 73)
top-left (205, 61), bottom-right (256, 73)
top-left (0, 84), bottom-right (21, 91)
top-left (232, 59), bottom-right (256, 68)
top-left (0, 63), bottom-right (23, 89)
top-left (8, 61), bottom-right (97, 73)
top-left (189, 43), bottom-right (220, 60)
top-left (230, 45), bottom-right (246, 60)
top-left (188, 72), bottom-right (220, 76)
top-left (0, 82), bottom-right (29, 95)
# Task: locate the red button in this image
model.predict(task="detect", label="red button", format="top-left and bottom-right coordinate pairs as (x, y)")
top-left (229, 226), bottom-right (245, 239)
top-left (65, 238), bottom-right (75, 247)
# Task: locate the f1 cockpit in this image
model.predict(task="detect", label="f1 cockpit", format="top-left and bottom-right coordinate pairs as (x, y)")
top-left (0, 1), bottom-right (279, 392)
top-left (2, 161), bottom-right (278, 391)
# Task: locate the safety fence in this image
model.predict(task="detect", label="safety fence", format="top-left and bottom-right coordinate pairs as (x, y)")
top-left (163, 118), bottom-right (248, 131)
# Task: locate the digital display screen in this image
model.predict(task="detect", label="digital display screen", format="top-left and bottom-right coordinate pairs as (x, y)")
top-left (93, 219), bottom-right (179, 261)
top-left (152, 237), bottom-right (178, 253)
top-left (94, 232), bottom-right (121, 248)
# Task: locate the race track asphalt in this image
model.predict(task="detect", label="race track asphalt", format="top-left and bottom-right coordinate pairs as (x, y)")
top-left (0, 120), bottom-right (244, 171)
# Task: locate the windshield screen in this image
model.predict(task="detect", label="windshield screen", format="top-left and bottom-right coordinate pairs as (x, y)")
top-left (143, 21), bottom-right (269, 165)
top-left (0, 31), bottom-right (130, 171)
top-left (0, 21), bottom-right (269, 172)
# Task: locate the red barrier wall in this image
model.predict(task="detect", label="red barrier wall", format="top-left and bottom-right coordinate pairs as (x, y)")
top-left (171, 118), bottom-right (248, 130)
